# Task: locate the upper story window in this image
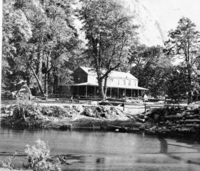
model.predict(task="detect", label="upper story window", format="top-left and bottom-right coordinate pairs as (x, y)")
top-left (128, 80), bottom-right (131, 86)
top-left (123, 80), bottom-right (126, 85)
top-left (110, 78), bottom-right (113, 84)
top-left (107, 79), bottom-right (110, 85)
top-left (135, 80), bottom-right (138, 86)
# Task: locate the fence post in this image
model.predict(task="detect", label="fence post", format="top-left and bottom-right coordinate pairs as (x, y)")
top-left (123, 102), bottom-right (125, 111)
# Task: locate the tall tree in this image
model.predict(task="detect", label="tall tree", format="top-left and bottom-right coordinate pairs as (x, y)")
top-left (2, 0), bottom-right (80, 96)
top-left (78, 0), bottom-right (138, 100)
top-left (164, 66), bottom-right (188, 102)
top-left (165, 17), bottom-right (200, 104)
top-left (2, 0), bottom-right (32, 90)
top-left (129, 44), bottom-right (171, 97)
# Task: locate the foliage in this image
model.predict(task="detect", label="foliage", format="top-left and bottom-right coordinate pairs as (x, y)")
top-left (129, 44), bottom-right (172, 97)
top-left (164, 66), bottom-right (188, 101)
top-left (2, 0), bottom-right (80, 96)
top-left (41, 106), bottom-right (73, 118)
top-left (165, 17), bottom-right (200, 103)
top-left (2, 0), bottom-right (32, 90)
top-left (25, 139), bottom-right (61, 171)
top-left (1, 154), bottom-right (16, 170)
top-left (1, 101), bottom-right (75, 129)
top-left (6, 101), bottom-right (45, 128)
top-left (78, 0), bottom-right (138, 99)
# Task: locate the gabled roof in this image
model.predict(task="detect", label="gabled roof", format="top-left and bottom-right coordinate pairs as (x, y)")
top-left (79, 66), bottom-right (138, 80)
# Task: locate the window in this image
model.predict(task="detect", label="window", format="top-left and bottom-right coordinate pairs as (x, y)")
top-left (124, 80), bottom-right (126, 85)
top-left (128, 80), bottom-right (131, 86)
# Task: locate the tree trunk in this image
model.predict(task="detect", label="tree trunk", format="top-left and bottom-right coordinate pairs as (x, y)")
top-left (37, 47), bottom-right (43, 96)
top-left (28, 64), bottom-right (45, 96)
top-left (44, 73), bottom-right (49, 96)
top-left (38, 51), bottom-right (43, 83)
top-left (44, 74), bottom-right (46, 93)
top-left (46, 73), bottom-right (49, 96)
top-left (96, 64), bottom-right (121, 100)
top-left (44, 55), bottom-right (49, 97)
top-left (53, 71), bottom-right (58, 94)
top-left (98, 78), bottom-right (106, 100)
top-left (103, 76), bottom-right (108, 99)
top-left (187, 62), bottom-right (192, 104)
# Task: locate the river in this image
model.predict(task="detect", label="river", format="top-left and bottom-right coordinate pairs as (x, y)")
top-left (0, 127), bottom-right (200, 171)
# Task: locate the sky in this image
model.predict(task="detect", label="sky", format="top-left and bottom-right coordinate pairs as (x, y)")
top-left (140, 0), bottom-right (200, 36)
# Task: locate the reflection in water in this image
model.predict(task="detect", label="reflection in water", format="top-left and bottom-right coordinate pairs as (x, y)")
top-left (158, 135), bottom-right (168, 153)
top-left (96, 157), bottom-right (105, 164)
top-left (157, 135), bottom-right (200, 167)
top-left (1, 128), bottom-right (200, 170)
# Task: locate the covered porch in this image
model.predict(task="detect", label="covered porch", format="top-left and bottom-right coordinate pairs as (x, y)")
top-left (71, 83), bottom-right (148, 100)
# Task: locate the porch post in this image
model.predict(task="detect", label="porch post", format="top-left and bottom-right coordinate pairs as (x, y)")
top-left (118, 88), bottom-right (119, 99)
top-left (86, 85), bottom-right (88, 98)
top-left (110, 87), bottom-right (112, 98)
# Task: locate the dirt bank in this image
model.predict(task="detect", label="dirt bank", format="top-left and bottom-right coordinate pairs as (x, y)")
top-left (3, 102), bottom-right (200, 138)
top-left (1, 102), bottom-right (144, 131)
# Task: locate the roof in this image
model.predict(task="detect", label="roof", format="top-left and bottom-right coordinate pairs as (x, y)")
top-left (72, 82), bottom-right (148, 90)
top-left (80, 66), bottom-right (138, 80)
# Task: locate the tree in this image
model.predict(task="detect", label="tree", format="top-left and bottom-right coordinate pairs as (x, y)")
top-left (2, 0), bottom-right (33, 90)
top-left (2, 0), bottom-right (80, 96)
top-left (129, 44), bottom-right (172, 97)
top-left (78, 0), bottom-right (138, 100)
top-left (164, 66), bottom-right (188, 102)
top-left (165, 17), bottom-right (200, 104)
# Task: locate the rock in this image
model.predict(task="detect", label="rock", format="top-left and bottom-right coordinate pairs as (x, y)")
top-left (16, 83), bottom-right (32, 101)
top-left (176, 113), bottom-right (182, 117)
top-left (149, 126), bottom-right (157, 130)
top-left (89, 101), bottom-right (98, 105)
top-left (82, 107), bottom-right (95, 117)
top-left (73, 105), bottom-right (84, 113)
top-left (139, 124), bottom-right (145, 130)
top-left (188, 103), bottom-right (199, 110)
top-left (59, 124), bottom-right (72, 130)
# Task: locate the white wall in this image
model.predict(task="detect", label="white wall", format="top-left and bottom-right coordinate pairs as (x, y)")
top-left (87, 75), bottom-right (138, 88)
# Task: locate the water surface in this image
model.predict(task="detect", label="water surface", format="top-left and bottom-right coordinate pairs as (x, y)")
top-left (0, 127), bottom-right (200, 170)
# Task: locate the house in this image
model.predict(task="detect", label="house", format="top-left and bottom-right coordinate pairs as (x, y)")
top-left (67, 66), bottom-right (147, 99)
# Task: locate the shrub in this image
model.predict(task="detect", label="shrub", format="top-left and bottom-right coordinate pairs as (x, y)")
top-left (25, 139), bottom-right (61, 171)
top-left (1, 154), bottom-right (15, 170)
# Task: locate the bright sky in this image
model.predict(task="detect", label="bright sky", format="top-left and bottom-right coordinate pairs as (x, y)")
top-left (140, 0), bottom-right (200, 37)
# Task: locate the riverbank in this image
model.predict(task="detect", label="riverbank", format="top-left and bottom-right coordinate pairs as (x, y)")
top-left (0, 169), bottom-right (31, 171)
top-left (1, 101), bottom-right (200, 139)
top-left (1, 102), bottom-right (200, 171)
top-left (144, 105), bottom-right (200, 140)
top-left (0, 102), bottom-right (144, 131)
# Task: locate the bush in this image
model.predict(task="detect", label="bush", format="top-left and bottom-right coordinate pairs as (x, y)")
top-left (1, 154), bottom-right (15, 169)
top-left (25, 139), bottom-right (61, 171)
top-left (41, 106), bottom-right (70, 118)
